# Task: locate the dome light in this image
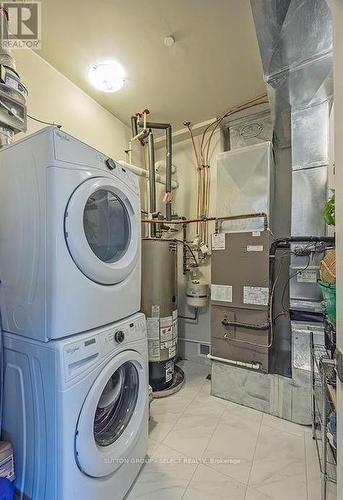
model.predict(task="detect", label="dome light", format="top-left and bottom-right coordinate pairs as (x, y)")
top-left (88, 60), bottom-right (125, 93)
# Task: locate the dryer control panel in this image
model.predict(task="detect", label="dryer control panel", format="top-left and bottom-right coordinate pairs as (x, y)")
top-left (53, 128), bottom-right (139, 194)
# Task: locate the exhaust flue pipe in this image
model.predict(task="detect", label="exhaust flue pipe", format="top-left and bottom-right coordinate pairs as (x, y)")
top-left (0, 7), bottom-right (27, 147)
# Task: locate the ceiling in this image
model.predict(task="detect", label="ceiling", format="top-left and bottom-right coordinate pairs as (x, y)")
top-left (38, 0), bottom-right (265, 131)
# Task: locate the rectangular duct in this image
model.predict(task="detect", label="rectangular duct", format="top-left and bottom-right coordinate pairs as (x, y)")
top-left (251, 0), bottom-right (333, 312)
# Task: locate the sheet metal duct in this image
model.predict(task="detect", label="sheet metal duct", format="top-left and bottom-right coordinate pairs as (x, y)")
top-left (0, 7), bottom-right (27, 146)
top-left (250, 0), bottom-right (333, 373)
top-left (251, 0), bottom-right (333, 292)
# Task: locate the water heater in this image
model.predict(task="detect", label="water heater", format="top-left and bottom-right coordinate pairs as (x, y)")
top-left (141, 238), bottom-right (178, 391)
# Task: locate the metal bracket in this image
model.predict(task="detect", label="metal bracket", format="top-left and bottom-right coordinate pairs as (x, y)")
top-left (334, 348), bottom-right (343, 383)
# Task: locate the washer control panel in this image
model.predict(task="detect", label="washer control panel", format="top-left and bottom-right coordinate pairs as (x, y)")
top-left (103, 314), bottom-right (146, 356)
top-left (63, 335), bottom-right (100, 382)
top-left (62, 314), bottom-right (146, 382)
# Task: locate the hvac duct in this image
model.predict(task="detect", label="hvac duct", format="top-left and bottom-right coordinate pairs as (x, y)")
top-left (250, 0), bottom-right (333, 374)
top-left (0, 7), bottom-right (27, 146)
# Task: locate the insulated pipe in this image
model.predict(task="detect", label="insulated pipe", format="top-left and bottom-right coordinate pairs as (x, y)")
top-left (117, 160), bottom-right (179, 189)
top-left (148, 132), bottom-right (157, 237)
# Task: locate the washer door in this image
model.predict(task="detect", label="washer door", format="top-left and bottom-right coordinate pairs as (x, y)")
top-left (65, 177), bottom-right (139, 285)
top-left (75, 350), bottom-right (147, 478)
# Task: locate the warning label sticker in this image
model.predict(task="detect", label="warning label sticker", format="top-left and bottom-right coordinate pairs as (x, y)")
top-left (297, 269), bottom-right (318, 283)
top-left (211, 233), bottom-right (226, 250)
top-left (160, 325), bottom-right (173, 343)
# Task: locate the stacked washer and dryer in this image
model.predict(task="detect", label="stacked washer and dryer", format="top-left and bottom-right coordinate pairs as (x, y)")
top-left (0, 127), bottom-right (148, 499)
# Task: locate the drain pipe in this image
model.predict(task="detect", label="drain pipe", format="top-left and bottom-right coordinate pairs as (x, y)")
top-left (130, 115), bottom-right (139, 138)
top-left (118, 160), bottom-right (178, 189)
top-left (148, 131), bottom-right (157, 237)
top-left (138, 120), bottom-right (173, 221)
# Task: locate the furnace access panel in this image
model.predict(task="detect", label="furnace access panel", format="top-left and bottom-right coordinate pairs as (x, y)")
top-left (210, 230), bottom-right (272, 372)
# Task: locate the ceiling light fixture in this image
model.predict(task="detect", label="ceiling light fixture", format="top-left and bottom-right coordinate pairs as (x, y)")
top-left (88, 60), bottom-right (125, 93)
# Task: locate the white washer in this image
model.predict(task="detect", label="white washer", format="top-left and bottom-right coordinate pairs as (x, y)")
top-left (0, 127), bottom-right (141, 341)
top-left (2, 313), bottom-right (148, 500)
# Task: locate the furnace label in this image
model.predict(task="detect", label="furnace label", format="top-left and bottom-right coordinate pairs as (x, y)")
top-left (211, 284), bottom-right (233, 303)
top-left (243, 286), bottom-right (269, 306)
top-left (211, 233), bottom-right (226, 250)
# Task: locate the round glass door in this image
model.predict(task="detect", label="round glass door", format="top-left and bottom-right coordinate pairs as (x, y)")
top-left (65, 177), bottom-right (139, 285)
top-left (94, 361), bottom-right (139, 447)
top-left (75, 350), bottom-right (147, 478)
top-left (83, 190), bottom-right (131, 264)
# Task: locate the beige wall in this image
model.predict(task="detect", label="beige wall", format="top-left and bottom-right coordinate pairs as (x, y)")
top-left (14, 50), bottom-right (130, 160)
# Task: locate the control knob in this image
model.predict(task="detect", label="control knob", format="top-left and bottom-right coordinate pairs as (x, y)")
top-left (114, 330), bottom-right (125, 344)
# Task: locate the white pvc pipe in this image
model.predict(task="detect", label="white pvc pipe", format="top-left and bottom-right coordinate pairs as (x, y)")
top-left (118, 160), bottom-right (179, 189)
top-left (155, 160), bottom-right (177, 174)
top-left (207, 354), bottom-right (260, 370)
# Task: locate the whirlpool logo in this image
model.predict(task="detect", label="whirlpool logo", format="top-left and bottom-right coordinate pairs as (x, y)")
top-left (0, 2), bottom-right (42, 49)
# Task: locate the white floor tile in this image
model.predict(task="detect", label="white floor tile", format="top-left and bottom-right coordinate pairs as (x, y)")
top-left (249, 425), bottom-right (307, 500)
top-left (126, 443), bottom-right (196, 500)
top-left (150, 396), bottom-right (192, 423)
top-left (261, 413), bottom-right (308, 438)
top-left (148, 418), bottom-right (175, 443)
top-left (183, 464), bottom-right (246, 500)
top-left (133, 363), bottom-right (327, 500)
top-left (162, 414), bottom-right (217, 457)
top-left (202, 404), bottom-right (262, 484)
top-left (245, 487), bottom-right (275, 500)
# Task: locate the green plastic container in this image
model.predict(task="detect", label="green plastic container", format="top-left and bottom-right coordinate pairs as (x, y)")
top-left (318, 280), bottom-right (336, 323)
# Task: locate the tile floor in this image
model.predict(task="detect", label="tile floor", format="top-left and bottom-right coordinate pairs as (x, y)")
top-left (127, 361), bottom-right (337, 500)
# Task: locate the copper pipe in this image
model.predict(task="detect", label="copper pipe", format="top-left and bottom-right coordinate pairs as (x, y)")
top-left (141, 212), bottom-right (268, 229)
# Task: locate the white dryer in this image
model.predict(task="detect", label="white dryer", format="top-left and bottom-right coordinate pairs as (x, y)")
top-left (2, 313), bottom-right (148, 500)
top-left (0, 127), bottom-right (141, 341)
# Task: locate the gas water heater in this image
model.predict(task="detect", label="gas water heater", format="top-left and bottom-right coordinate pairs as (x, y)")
top-left (141, 238), bottom-right (178, 391)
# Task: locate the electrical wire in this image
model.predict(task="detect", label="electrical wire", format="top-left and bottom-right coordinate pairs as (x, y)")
top-left (222, 273), bottom-right (279, 349)
top-left (173, 238), bottom-right (199, 267)
top-left (27, 113), bottom-right (62, 128)
top-left (280, 255), bottom-right (311, 314)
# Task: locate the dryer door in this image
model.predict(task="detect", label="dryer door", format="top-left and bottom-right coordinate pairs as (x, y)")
top-left (75, 350), bottom-right (147, 478)
top-left (65, 176), bottom-right (139, 285)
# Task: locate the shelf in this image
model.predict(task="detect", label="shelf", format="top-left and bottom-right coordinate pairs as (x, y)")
top-left (310, 332), bottom-right (337, 499)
